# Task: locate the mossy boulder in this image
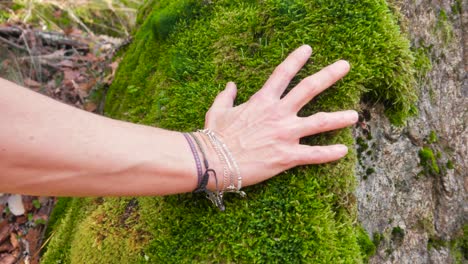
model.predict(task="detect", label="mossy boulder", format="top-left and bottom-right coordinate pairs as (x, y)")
top-left (41, 0), bottom-right (416, 263)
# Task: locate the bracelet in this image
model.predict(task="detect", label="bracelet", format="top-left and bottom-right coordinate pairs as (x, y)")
top-left (199, 129), bottom-right (245, 197)
top-left (189, 132), bottom-right (225, 211)
top-left (182, 133), bottom-right (202, 188)
top-left (184, 130), bottom-right (245, 211)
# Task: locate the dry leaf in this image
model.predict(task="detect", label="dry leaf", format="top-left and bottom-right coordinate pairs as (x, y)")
top-left (0, 253), bottom-right (16, 264)
top-left (23, 79), bottom-right (41, 89)
top-left (58, 60), bottom-right (74, 68)
top-left (78, 79), bottom-right (96, 92)
top-left (84, 102), bottom-right (97, 112)
top-left (63, 69), bottom-right (80, 82)
top-left (0, 222), bottom-right (10, 245)
top-left (9, 233), bottom-right (19, 250)
top-left (0, 241), bottom-right (13, 253)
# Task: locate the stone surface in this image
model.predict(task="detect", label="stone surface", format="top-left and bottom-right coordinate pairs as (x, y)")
top-left (6, 195), bottom-right (25, 216)
top-left (356, 0), bottom-right (467, 263)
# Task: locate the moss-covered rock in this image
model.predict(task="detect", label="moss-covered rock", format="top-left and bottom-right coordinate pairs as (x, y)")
top-left (42, 0), bottom-right (417, 263)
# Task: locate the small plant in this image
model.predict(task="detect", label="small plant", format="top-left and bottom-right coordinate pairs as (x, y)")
top-left (32, 199), bottom-right (41, 209)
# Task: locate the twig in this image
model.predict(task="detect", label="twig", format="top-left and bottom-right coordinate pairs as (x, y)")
top-left (0, 35), bottom-right (27, 51)
top-left (0, 26), bottom-right (89, 51)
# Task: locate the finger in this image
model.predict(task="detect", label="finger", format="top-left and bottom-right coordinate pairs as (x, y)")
top-left (294, 144), bottom-right (348, 165)
top-left (210, 82), bottom-right (237, 110)
top-left (254, 45), bottom-right (312, 100)
top-left (282, 60), bottom-right (350, 112)
top-left (294, 110), bottom-right (358, 138)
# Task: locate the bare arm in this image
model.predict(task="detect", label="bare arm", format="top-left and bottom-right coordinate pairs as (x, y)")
top-left (0, 77), bottom-right (199, 196)
top-left (0, 45), bottom-right (358, 197)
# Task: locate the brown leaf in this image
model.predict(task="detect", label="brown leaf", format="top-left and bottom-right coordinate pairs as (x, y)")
top-left (0, 221), bottom-right (10, 244)
top-left (84, 102), bottom-right (97, 112)
top-left (58, 60), bottom-right (74, 68)
top-left (23, 78), bottom-right (41, 89)
top-left (21, 196), bottom-right (34, 212)
top-left (63, 69), bottom-right (80, 82)
top-left (25, 229), bottom-right (40, 259)
top-left (9, 233), bottom-right (19, 250)
top-left (15, 216), bottom-right (27, 225)
top-left (0, 241), bottom-right (12, 253)
top-left (78, 79), bottom-right (96, 92)
top-left (0, 253), bottom-right (16, 264)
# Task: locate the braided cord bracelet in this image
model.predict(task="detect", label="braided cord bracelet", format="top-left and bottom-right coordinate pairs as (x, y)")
top-left (189, 132), bottom-right (225, 211)
top-left (182, 133), bottom-right (202, 188)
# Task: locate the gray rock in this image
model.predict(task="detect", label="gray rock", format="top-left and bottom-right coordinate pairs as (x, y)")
top-left (356, 0), bottom-right (467, 263)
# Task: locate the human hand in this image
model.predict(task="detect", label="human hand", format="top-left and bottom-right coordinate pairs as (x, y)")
top-left (203, 45), bottom-right (358, 190)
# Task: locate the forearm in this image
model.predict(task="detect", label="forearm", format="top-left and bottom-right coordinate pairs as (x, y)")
top-left (0, 78), bottom-right (197, 196)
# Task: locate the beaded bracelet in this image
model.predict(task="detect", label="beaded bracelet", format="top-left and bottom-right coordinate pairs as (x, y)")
top-left (199, 129), bottom-right (245, 197)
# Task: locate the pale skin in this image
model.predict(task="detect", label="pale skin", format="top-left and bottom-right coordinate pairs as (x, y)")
top-left (0, 45), bottom-right (357, 197)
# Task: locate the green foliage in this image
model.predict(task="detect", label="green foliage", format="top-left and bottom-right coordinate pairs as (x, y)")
top-left (43, 0), bottom-right (418, 262)
top-left (32, 199), bottom-right (41, 209)
top-left (419, 147), bottom-right (440, 175)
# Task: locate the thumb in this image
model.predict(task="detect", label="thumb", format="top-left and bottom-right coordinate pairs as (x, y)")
top-left (210, 82), bottom-right (237, 110)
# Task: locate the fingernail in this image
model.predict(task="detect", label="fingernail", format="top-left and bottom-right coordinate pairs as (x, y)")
top-left (336, 60), bottom-right (351, 71)
top-left (347, 110), bottom-right (359, 122)
top-left (335, 145), bottom-right (348, 155)
top-left (301, 44), bottom-right (312, 55)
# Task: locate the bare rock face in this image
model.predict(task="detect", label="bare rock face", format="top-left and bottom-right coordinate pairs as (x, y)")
top-left (355, 0), bottom-right (467, 263)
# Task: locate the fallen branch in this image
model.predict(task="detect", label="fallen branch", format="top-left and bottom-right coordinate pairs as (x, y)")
top-left (0, 26), bottom-right (89, 51)
top-left (0, 35), bottom-right (27, 51)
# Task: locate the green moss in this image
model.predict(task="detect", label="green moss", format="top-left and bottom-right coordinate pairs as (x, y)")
top-left (447, 160), bottom-right (455, 170)
top-left (357, 137), bottom-right (369, 155)
top-left (452, 0), bottom-right (462, 15)
top-left (391, 226), bottom-right (405, 244)
top-left (427, 224), bottom-right (468, 263)
top-left (419, 147), bottom-right (440, 175)
top-left (373, 232), bottom-right (383, 248)
top-left (43, 0), bottom-right (417, 262)
top-left (366, 168), bottom-right (375, 176)
top-left (42, 197), bottom-right (73, 253)
top-left (357, 226), bottom-right (376, 262)
top-left (435, 9), bottom-right (454, 44)
top-left (413, 47), bottom-right (432, 76)
top-left (427, 130), bottom-right (438, 144)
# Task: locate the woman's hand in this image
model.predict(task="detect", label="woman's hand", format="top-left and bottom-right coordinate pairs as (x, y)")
top-left (204, 45), bottom-right (358, 188)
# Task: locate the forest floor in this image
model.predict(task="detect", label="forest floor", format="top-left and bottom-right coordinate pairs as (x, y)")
top-left (0, 1), bottom-right (139, 263)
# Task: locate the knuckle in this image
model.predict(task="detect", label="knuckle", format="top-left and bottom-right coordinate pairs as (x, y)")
top-left (324, 65), bottom-right (341, 79)
top-left (274, 64), bottom-right (293, 80)
top-left (276, 146), bottom-right (296, 167)
top-left (303, 76), bottom-right (319, 89)
top-left (313, 112), bottom-right (330, 128)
